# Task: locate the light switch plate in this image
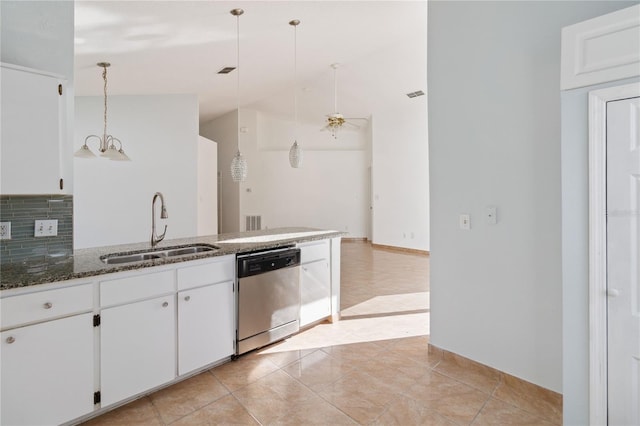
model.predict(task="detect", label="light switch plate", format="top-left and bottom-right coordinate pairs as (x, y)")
top-left (34, 219), bottom-right (58, 237)
top-left (459, 214), bottom-right (471, 230)
top-left (486, 206), bottom-right (497, 225)
top-left (0, 222), bottom-right (11, 240)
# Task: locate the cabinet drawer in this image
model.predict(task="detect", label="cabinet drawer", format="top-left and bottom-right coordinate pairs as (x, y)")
top-left (1, 284), bottom-right (93, 329)
top-left (101, 270), bottom-right (174, 307)
top-left (299, 240), bottom-right (330, 263)
top-left (177, 255), bottom-right (234, 291)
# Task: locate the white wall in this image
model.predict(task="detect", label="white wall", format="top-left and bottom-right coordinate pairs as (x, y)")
top-left (561, 75), bottom-right (640, 424)
top-left (428, 0), bottom-right (635, 393)
top-left (1, 0), bottom-right (75, 193)
top-left (372, 98), bottom-right (429, 250)
top-left (197, 135), bottom-right (218, 236)
top-left (200, 111), bottom-right (240, 233)
top-left (202, 108), bottom-right (369, 236)
top-left (74, 95), bottom-right (198, 249)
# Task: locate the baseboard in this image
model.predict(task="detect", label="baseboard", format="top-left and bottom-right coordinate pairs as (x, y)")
top-left (342, 237), bottom-right (368, 242)
top-left (371, 243), bottom-right (429, 256)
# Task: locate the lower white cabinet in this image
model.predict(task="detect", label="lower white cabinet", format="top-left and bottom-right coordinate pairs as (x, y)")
top-left (100, 295), bottom-right (176, 407)
top-left (300, 259), bottom-right (331, 327)
top-left (178, 281), bottom-right (234, 375)
top-left (0, 313), bottom-right (94, 425)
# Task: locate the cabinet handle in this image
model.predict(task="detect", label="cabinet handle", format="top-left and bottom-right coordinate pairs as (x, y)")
top-left (184, 296), bottom-right (191, 302)
top-left (162, 301), bottom-right (169, 308)
top-left (6, 336), bottom-right (15, 344)
top-left (43, 302), bottom-right (53, 309)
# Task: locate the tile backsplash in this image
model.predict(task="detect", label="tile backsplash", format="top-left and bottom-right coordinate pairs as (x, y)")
top-left (0, 195), bottom-right (73, 265)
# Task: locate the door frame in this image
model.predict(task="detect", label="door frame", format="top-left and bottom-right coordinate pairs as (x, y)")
top-left (588, 82), bottom-right (640, 425)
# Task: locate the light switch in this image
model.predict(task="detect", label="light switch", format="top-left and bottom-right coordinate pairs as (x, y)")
top-left (459, 214), bottom-right (470, 230)
top-left (34, 220), bottom-right (58, 237)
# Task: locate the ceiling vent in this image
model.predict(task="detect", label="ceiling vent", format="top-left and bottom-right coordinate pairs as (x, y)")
top-left (406, 90), bottom-right (425, 98)
top-left (218, 66), bottom-right (236, 74)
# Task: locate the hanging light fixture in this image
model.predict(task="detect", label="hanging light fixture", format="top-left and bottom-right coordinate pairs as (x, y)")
top-left (326, 63), bottom-right (345, 139)
top-left (288, 19), bottom-right (302, 168)
top-left (74, 62), bottom-right (130, 161)
top-left (230, 8), bottom-right (248, 183)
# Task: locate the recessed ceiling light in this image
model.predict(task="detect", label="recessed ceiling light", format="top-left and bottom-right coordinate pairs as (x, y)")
top-left (406, 90), bottom-right (425, 98)
top-left (218, 66), bottom-right (236, 74)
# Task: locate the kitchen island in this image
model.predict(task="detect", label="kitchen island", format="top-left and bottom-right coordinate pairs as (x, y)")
top-left (0, 227), bottom-right (342, 426)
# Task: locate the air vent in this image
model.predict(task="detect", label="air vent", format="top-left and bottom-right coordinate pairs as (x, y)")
top-left (218, 67), bottom-right (236, 74)
top-left (406, 90), bottom-right (425, 98)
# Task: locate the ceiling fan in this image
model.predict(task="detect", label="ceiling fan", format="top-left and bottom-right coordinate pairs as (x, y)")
top-left (322, 63), bottom-right (368, 139)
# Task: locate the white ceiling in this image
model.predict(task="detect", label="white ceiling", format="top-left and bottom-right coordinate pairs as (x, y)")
top-left (74, 1), bottom-right (427, 125)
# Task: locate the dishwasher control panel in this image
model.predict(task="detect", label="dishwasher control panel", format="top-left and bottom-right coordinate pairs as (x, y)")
top-left (237, 247), bottom-right (301, 278)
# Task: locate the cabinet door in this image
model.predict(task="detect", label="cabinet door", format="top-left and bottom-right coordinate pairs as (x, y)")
top-left (300, 259), bottom-right (331, 327)
top-left (100, 295), bottom-right (176, 407)
top-left (1, 65), bottom-right (66, 194)
top-left (0, 313), bottom-right (94, 425)
top-left (178, 281), bottom-right (234, 375)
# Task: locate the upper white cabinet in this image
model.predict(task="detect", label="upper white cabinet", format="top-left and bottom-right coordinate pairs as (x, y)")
top-left (1, 63), bottom-right (69, 194)
top-left (561, 5), bottom-right (640, 90)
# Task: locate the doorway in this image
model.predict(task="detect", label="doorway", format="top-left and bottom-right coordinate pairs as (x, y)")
top-left (588, 83), bottom-right (640, 425)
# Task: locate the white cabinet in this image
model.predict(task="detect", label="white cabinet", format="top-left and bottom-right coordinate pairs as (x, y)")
top-left (298, 240), bottom-right (331, 327)
top-left (177, 255), bottom-right (235, 375)
top-left (0, 63), bottom-right (69, 194)
top-left (0, 313), bottom-right (94, 425)
top-left (178, 281), bottom-right (234, 375)
top-left (100, 295), bottom-right (176, 407)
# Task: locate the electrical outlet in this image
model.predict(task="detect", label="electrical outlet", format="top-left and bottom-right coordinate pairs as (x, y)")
top-left (34, 219), bottom-right (58, 237)
top-left (0, 222), bottom-right (11, 240)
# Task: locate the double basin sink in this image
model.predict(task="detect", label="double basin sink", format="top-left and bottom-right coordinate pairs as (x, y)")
top-left (100, 244), bottom-right (219, 265)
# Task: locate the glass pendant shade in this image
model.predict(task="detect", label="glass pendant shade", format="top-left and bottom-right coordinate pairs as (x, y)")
top-left (74, 144), bottom-right (97, 159)
top-left (231, 150), bottom-right (248, 182)
top-left (289, 140), bottom-right (302, 168)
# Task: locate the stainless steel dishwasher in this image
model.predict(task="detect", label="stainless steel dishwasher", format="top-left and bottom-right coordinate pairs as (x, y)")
top-left (236, 247), bottom-right (301, 355)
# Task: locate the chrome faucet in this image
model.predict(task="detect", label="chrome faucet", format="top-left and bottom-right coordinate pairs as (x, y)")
top-left (151, 192), bottom-right (168, 247)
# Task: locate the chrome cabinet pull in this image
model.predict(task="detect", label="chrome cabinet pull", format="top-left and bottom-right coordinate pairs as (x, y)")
top-left (43, 302), bottom-right (53, 309)
top-left (6, 336), bottom-right (15, 344)
top-left (184, 296), bottom-right (191, 302)
top-left (162, 301), bottom-right (169, 308)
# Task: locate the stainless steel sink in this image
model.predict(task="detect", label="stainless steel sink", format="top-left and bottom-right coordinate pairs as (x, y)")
top-left (101, 244), bottom-right (219, 264)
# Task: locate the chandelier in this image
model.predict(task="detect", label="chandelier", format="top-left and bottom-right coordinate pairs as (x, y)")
top-left (74, 62), bottom-right (130, 161)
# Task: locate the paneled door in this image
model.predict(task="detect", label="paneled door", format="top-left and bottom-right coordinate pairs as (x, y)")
top-left (607, 96), bottom-right (640, 425)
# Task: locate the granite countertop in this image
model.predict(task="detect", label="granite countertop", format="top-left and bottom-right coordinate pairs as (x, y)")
top-left (0, 227), bottom-right (344, 290)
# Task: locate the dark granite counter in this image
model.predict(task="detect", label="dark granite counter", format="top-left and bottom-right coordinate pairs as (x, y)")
top-left (0, 227), bottom-right (343, 290)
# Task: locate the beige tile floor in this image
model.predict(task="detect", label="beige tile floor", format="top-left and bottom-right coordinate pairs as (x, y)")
top-left (83, 241), bottom-right (560, 425)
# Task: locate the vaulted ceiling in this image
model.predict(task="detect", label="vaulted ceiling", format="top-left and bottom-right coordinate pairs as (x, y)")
top-left (74, 1), bottom-right (427, 126)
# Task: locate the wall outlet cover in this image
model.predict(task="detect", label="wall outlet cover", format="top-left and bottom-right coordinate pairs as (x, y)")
top-left (0, 222), bottom-right (11, 240)
top-left (34, 219), bottom-right (58, 237)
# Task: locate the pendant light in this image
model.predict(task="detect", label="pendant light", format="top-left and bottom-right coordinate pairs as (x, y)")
top-left (288, 19), bottom-right (302, 168)
top-left (75, 62), bottom-right (130, 161)
top-left (230, 8), bottom-right (248, 182)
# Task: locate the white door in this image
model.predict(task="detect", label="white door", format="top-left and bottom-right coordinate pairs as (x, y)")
top-left (607, 96), bottom-right (640, 426)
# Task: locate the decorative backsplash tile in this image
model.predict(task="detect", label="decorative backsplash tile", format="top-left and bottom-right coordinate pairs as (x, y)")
top-left (0, 195), bottom-right (73, 265)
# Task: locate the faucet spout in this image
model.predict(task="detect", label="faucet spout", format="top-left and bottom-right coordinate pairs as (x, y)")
top-left (151, 192), bottom-right (168, 247)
